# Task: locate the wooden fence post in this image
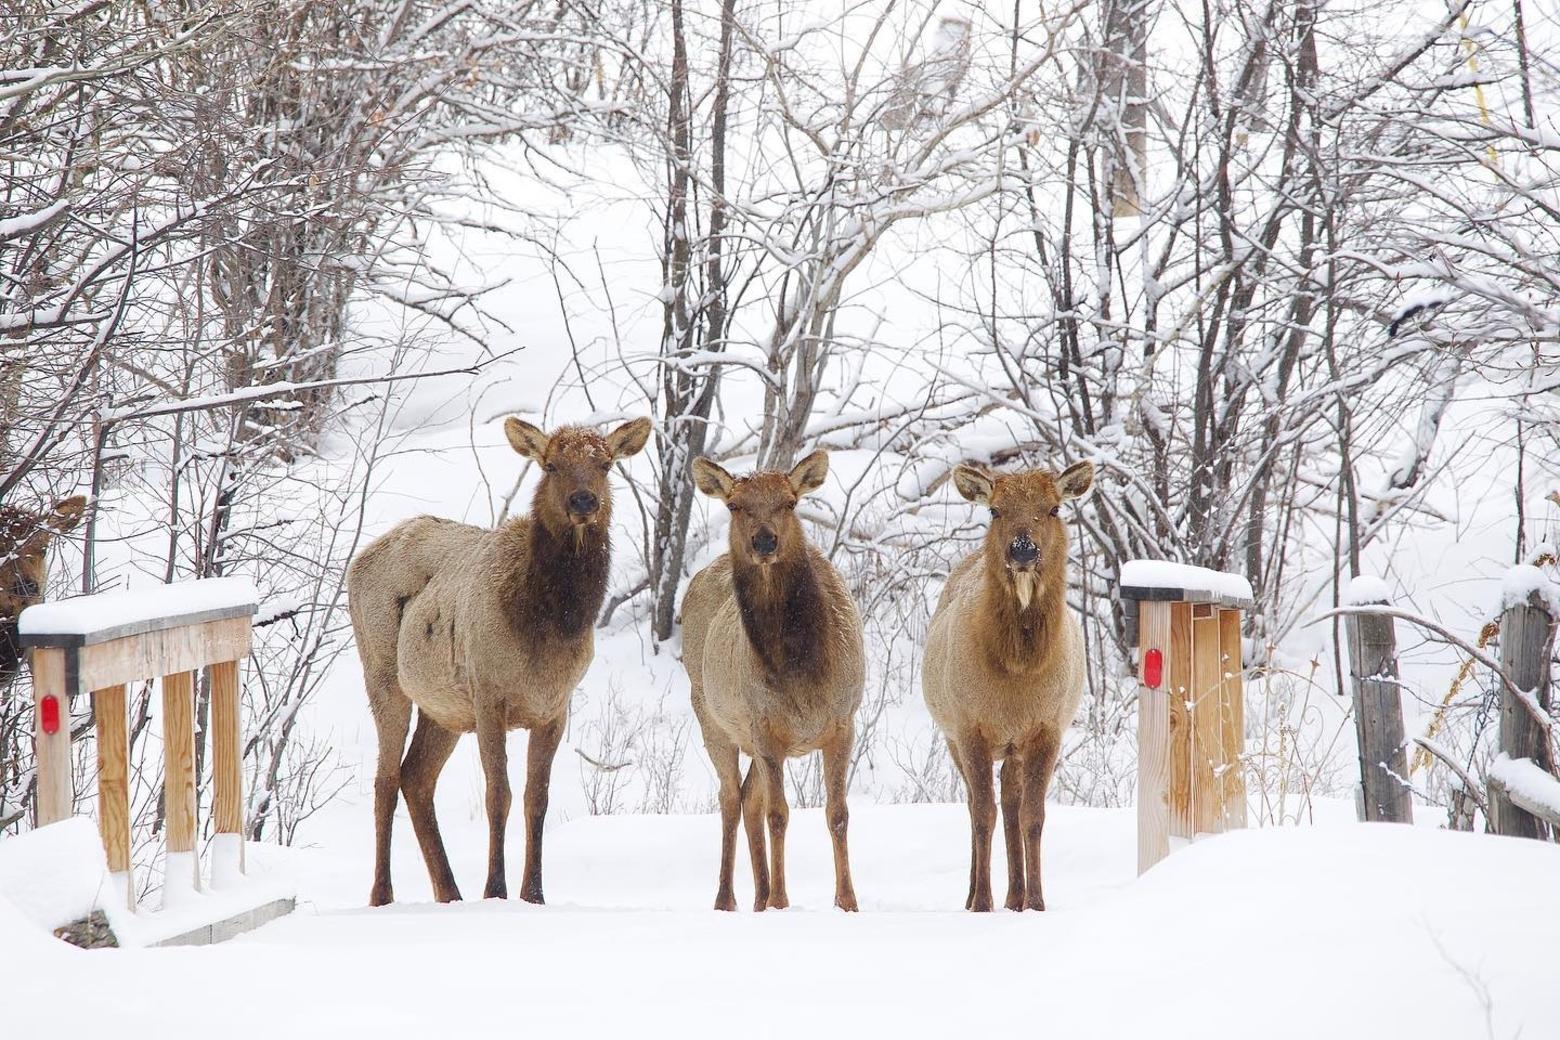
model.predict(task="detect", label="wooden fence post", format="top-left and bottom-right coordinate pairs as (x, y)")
top-left (1217, 608), bottom-right (1247, 830)
top-left (1343, 602), bottom-right (1413, 823)
top-left (30, 648), bottom-right (73, 827)
top-left (1167, 603), bottom-right (1194, 840)
top-left (94, 683), bottom-right (134, 908)
top-left (1489, 589), bottom-right (1556, 839)
top-left (209, 658), bottom-right (246, 884)
top-left (161, 669), bottom-right (200, 906)
top-left (1136, 601), bottom-right (1171, 874)
top-left (1191, 610), bottom-right (1223, 836)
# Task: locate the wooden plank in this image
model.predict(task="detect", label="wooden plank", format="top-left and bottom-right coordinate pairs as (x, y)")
top-left (161, 670), bottom-right (200, 894)
top-left (19, 602), bottom-right (256, 649)
top-left (74, 617), bottom-right (250, 697)
top-left (209, 659), bottom-right (246, 878)
top-left (31, 648), bottom-right (73, 826)
top-left (93, 684), bottom-right (135, 909)
top-left (1136, 601), bottom-right (1172, 874)
top-left (1119, 585), bottom-right (1256, 610)
top-left (1191, 615), bottom-right (1222, 836)
top-left (1218, 609), bottom-right (1248, 830)
top-left (1343, 610), bottom-right (1413, 823)
top-left (1490, 592), bottom-right (1555, 839)
top-left (1167, 603), bottom-right (1194, 839)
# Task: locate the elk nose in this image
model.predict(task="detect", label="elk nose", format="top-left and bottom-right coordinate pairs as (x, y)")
top-left (751, 529), bottom-right (779, 557)
top-left (567, 490), bottom-right (599, 516)
top-left (1007, 534), bottom-right (1038, 566)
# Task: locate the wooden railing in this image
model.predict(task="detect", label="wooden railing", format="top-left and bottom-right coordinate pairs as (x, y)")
top-left (20, 579), bottom-right (258, 909)
top-left (1121, 562), bottom-right (1254, 875)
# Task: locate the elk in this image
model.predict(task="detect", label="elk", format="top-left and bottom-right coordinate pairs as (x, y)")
top-left (682, 450), bottom-right (864, 912)
top-left (1, 497), bottom-right (87, 684)
top-left (347, 416), bottom-right (650, 906)
top-left (922, 459), bottom-right (1094, 911)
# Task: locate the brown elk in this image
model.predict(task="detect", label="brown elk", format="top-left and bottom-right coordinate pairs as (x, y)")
top-left (922, 459), bottom-right (1094, 911)
top-left (1, 497), bottom-right (87, 684)
top-left (681, 450), bottom-right (864, 912)
top-left (347, 416), bottom-right (651, 906)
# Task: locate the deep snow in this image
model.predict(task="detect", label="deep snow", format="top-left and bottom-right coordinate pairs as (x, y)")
top-left (2, 803), bottom-right (1557, 1039)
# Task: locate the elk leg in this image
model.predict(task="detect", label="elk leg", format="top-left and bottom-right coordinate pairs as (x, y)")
top-left (962, 731), bottom-right (996, 912)
top-left (822, 724), bottom-right (858, 912)
top-left (1020, 727), bottom-right (1061, 912)
top-left (400, 712), bottom-right (462, 902)
top-left (519, 715), bottom-right (564, 904)
top-left (757, 750), bottom-right (790, 910)
top-left (999, 754), bottom-right (1025, 911)
top-left (368, 679), bottom-right (413, 907)
top-left (475, 700), bottom-right (511, 900)
top-left (740, 762), bottom-right (770, 911)
top-left (708, 737), bottom-right (743, 912)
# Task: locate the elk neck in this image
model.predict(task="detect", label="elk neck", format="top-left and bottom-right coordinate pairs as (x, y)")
top-left (731, 548), bottom-right (832, 686)
top-left (501, 510), bottom-right (611, 645)
top-left (977, 554), bottom-right (1067, 674)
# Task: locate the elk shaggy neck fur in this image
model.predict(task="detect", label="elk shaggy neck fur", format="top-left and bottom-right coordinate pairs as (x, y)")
top-left (502, 510), bottom-right (610, 647)
top-left (731, 550), bottom-right (832, 686)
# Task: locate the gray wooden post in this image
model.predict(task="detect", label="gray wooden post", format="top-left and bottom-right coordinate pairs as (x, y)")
top-left (1489, 589), bottom-right (1556, 839)
top-left (1344, 602), bottom-right (1413, 823)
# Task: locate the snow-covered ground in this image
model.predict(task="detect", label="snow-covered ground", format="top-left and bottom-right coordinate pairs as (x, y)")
top-left (3, 801), bottom-right (1557, 1039)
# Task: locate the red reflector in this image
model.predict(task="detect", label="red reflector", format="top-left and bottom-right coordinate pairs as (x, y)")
top-left (1143, 649), bottom-right (1163, 689)
top-left (40, 695), bottom-right (61, 735)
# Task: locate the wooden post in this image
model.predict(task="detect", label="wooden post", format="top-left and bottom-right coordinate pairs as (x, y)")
top-left (1191, 611), bottom-right (1222, 835)
top-left (1167, 603), bottom-right (1194, 839)
top-left (1217, 608), bottom-right (1247, 829)
top-left (209, 658), bottom-right (246, 882)
top-left (93, 684), bottom-right (135, 909)
top-left (1136, 601), bottom-right (1171, 874)
top-left (30, 647), bottom-right (72, 826)
top-left (1344, 606), bottom-right (1413, 823)
top-left (1489, 590), bottom-right (1556, 839)
top-left (161, 669), bottom-right (200, 903)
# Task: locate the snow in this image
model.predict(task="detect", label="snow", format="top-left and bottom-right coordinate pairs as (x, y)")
top-left (1, 804), bottom-right (1556, 1039)
top-left (0, 817), bottom-right (112, 932)
top-left (17, 577), bottom-right (259, 640)
top-left (1488, 754), bottom-right (1560, 821)
top-left (1343, 573), bottom-right (1393, 605)
top-left (1120, 559), bottom-right (1255, 602)
top-left (1499, 564), bottom-right (1560, 618)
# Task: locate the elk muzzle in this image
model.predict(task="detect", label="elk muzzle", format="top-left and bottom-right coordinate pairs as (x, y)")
top-left (566, 490), bottom-right (600, 519)
top-left (1007, 534), bottom-right (1038, 569)
top-left (750, 528), bottom-right (779, 560)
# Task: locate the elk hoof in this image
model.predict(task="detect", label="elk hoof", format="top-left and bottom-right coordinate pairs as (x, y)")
top-left (969, 895), bottom-right (994, 912)
top-left (483, 879), bottom-right (507, 900)
top-left (1026, 896), bottom-right (1046, 912)
top-left (768, 892), bottom-right (790, 910)
top-left (835, 892), bottom-right (859, 913)
top-left (752, 897), bottom-right (768, 913)
top-left (714, 888), bottom-right (737, 912)
top-left (1004, 893), bottom-right (1025, 912)
top-left (368, 884), bottom-right (393, 908)
top-left (520, 885), bottom-right (545, 905)
top-left (434, 888), bottom-right (463, 904)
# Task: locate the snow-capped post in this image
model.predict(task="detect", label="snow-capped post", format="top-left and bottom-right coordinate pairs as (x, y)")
top-left (1487, 567), bottom-right (1558, 840)
top-left (1120, 562), bottom-right (1254, 874)
top-left (1341, 576), bottom-right (1413, 824)
top-left (17, 579), bottom-right (259, 916)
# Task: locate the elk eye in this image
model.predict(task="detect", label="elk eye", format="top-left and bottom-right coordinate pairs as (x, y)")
top-left (1049, 505), bottom-right (1061, 517)
top-left (728, 504), bottom-right (742, 515)
top-left (989, 507), bottom-right (1000, 519)
top-left (544, 462), bottom-right (557, 474)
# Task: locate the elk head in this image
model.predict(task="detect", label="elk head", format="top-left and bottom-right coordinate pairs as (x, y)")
top-left (691, 450), bottom-right (830, 570)
top-left (952, 461), bottom-right (1093, 610)
top-left (504, 417), bottom-right (651, 539)
top-left (0, 496), bottom-right (87, 679)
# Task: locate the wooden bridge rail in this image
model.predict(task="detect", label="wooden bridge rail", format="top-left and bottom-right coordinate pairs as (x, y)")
top-left (19, 581), bottom-right (258, 910)
top-left (1121, 567), bottom-right (1253, 876)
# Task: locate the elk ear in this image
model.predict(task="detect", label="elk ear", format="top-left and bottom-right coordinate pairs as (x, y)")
top-left (504, 417), bottom-right (550, 460)
top-left (691, 457), bottom-right (735, 501)
top-left (951, 464), bottom-right (994, 504)
top-left (47, 496), bottom-right (87, 533)
top-left (1057, 460), bottom-right (1095, 500)
top-left (788, 450), bottom-right (829, 497)
top-left (606, 417), bottom-right (652, 460)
